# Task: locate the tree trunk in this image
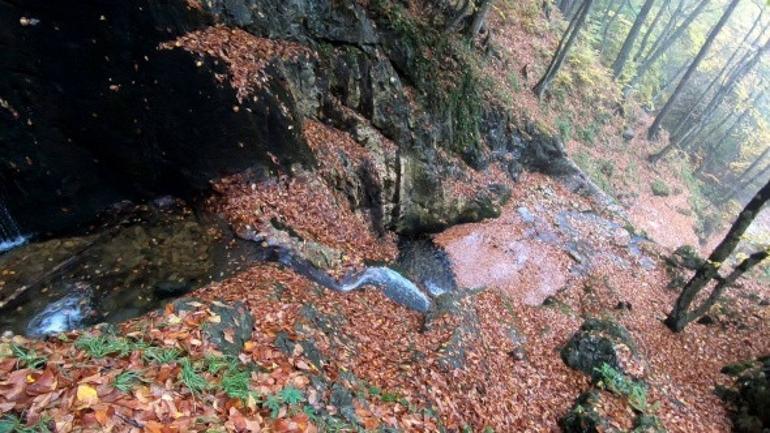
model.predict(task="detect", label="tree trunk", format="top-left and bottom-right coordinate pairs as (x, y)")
top-left (469, 0), bottom-right (495, 37)
top-left (600, 1), bottom-right (625, 57)
top-left (647, 0), bottom-right (741, 141)
top-left (534, 0), bottom-right (594, 100)
top-left (669, 11), bottom-right (763, 142)
top-left (665, 177), bottom-right (770, 332)
top-left (625, 0), bottom-right (708, 95)
top-left (633, 0), bottom-right (666, 62)
top-left (612, 0), bottom-right (656, 79)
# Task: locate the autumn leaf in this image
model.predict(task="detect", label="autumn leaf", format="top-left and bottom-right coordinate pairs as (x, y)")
top-left (77, 384), bottom-right (99, 406)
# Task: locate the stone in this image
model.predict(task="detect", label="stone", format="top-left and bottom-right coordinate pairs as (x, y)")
top-left (622, 129), bottom-right (636, 141)
top-left (561, 319), bottom-right (641, 380)
top-left (174, 299), bottom-right (254, 356)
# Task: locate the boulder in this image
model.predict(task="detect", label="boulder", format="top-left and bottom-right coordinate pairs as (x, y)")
top-left (561, 319), bottom-right (642, 380)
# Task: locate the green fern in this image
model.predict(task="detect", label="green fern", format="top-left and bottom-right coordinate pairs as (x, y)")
top-left (10, 344), bottom-right (47, 369)
top-left (279, 386), bottom-right (304, 406)
top-left (179, 358), bottom-right (208, 394)
top-left (113, 370), bottom-right (143, 393)
top-left (143, 347), bottom-right (181, 364)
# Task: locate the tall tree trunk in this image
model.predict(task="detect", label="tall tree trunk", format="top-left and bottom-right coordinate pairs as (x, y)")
top-left (670, 11), bottom-right (763, 141)
top-left (633, 0), bottom-right (666, 62)
top-left (469, 0), bottom-right (495, 37)
top-left (625, 0), bottom-right (708, 96)
top-left (666, 177), bottom-right (770, 332)
top-left (695, 108), bottom-right (750, 175)
top-left (600, 0), bottom-right (625, 57)
top-left (647, 0), bottom-right (741, 141)
top-left (534, 0), bottom-right (595, 100)
top-left (725, 158), bottom-right (770, 203)
top-left (612, 0), bottom-right (656, 79)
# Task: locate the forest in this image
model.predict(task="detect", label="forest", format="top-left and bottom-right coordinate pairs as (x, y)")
top-left (1, 0), bottom-right (770, 432)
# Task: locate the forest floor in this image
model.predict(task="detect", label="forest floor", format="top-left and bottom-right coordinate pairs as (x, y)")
top-left (2, 168), bottom-right (769, 433)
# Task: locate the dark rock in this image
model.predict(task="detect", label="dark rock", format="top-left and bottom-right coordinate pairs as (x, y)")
top-left (174, 299), bottom-right (254, 356)
top-left (509, 347), bottom-right (527, 361)
top-left (622, 129), bottom-right (636, 141)
top-left (560, 390), bottom-right (614, 433)
top-left (696, 315), bottom-right (715, 325)
top-left (615, 301), bottom-right (633, 311)
top-left (1, 0), bottom-right (311, 238)
top-left (561, 319), bottom-right (640, 380)
top-left (720, 356), bottom-right (770, 432)
top-left (154, 280), bottom-right (192, 299)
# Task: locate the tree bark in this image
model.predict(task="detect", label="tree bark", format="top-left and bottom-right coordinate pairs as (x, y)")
top-left (665, 177), bottom-right (770, 332)
top-left (647, 0), bottom-right (741, 141)
top-left (534, 0), bottom-right (594, 100)
top-left (612, 0), bottom-right (656, 79)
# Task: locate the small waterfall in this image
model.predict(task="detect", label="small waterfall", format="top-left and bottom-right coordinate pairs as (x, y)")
top-left (340, 267), bottom-right (432, 312)
top-left (0, 197), bottom-right (26, 253)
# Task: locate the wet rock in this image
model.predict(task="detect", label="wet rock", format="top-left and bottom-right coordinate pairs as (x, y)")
top-left (174, 299), bottom-right (254, 356)
top-left (668, 245), bottom-right (705, 270)
top-left (561, 319), bottom-right (640, 380)
top-left (154, 280), bottom-right (192, 299)
top-left (396, 238), bottom-right (458, 297)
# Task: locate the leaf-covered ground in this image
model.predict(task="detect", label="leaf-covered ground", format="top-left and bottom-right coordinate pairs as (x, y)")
top-left (2, 170), bottom-right (769, 433)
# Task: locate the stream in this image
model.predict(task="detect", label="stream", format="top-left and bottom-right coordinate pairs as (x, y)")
top-left (0, 200), bottom-right (457, 338)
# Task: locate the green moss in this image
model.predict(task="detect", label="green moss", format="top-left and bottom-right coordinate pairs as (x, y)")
top-left (651, 179), bottom-right (671, 197)
top-left (369, 0), bottom-right (488, 162)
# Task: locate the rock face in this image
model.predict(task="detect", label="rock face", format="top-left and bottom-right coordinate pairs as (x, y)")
top-left (561, 319), bottom-right (642, 380)
top-left (1, 0), bottom-right (591, 240)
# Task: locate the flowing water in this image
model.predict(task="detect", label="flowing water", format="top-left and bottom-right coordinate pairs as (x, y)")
top-left (0, 197), bottom-right (27, 253)
top-left (0, 201), bottom-right (262, 337)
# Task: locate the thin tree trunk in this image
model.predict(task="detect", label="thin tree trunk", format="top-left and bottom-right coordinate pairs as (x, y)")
top-left (534, 0), bottom-right (595, 100)
top-left (647, 0), bottom-right (741, 141)
top-left (625, 0), bottom-right (709, 95)
top-left (666, 177), bottom-right (770, 332)
top-left (633, 0), bottom-right (667, 61)
top-left (600, 0), bottom-right (625, 57)
top-left (612, 0), bottom-right (657, 79)
top-left (670, 12), bottom-right (763, 141)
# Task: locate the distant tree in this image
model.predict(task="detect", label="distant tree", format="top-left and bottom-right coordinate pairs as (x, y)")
top-left (612, 0), bottom-right (657, 79)
top-left (632, 0), bottom-right (667, 62)
top-left (534, 0), bottom-right (595, 100)
top-left (647, 0), bottom-right (741, 141)
top-left (666, 177), bottom-right (770, 332)
top-left (624, 0), bottom-right (709, 96)
top-left (599, 1), bottom-right (625, 57)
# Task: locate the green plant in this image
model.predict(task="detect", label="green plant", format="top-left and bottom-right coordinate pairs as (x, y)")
top-left (578, 122), bottom-right (600, 144)
top-left (594, 363), bottom-right (650, 412)
top-left (557, 117), bottom-right (573, 142)
top-left (75, 334), bottom-right (138, 358)
top-left (10, 344), bottom-right (47, 369)
top-left (179, 358), bottom-right (208, 395)
top-left (263, 394), bottom-right (284, 418)
top-left (113, 370), bottom-right (143, 393)
top-left (143, 347), bottom-right (181, 364)
top-left (203, 354), bottom-right (238, 375)
top-left (0, 415), bottom-right (52, 433)
top-left (508, 71), bottom-right (521, 92)
top-left (221, 369), bottom-right (251, 400)
top-left (279, 386), bottom-right (304, 406)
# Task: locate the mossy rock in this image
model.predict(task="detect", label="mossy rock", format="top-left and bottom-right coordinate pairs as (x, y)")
top-left (720, 355), bottom-right (770, 432)
top-left (651, 180), bottom-right (670, 197)
top-left (560, 390), bottom-right (616, 433)
top-left (561, 319), bottom-right (638, 380)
